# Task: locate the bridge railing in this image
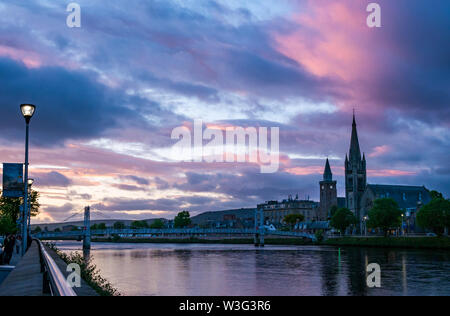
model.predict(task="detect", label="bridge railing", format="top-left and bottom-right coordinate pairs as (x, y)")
top-left (35, 228), bottom-right (317, 241)
top-left (36, 239), bottom-right (77, 296)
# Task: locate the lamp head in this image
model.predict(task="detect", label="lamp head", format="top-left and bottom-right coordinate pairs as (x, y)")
top-left (28, 178), bottom-right (34, 186)
top-left (20, 104), bottom-right (36, 123)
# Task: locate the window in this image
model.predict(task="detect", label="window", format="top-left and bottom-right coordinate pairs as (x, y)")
top-left (419, 193), bottom-right (422, 201)
top-left (403, 193), bottom-right (406, 201)
top-left (330, 185), bottom-right (333, 189)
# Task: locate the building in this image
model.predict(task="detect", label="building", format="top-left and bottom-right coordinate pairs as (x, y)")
top-left (345, 113), bottom-right (367, 221)
top-left (319, 159), bottom-right (337, 220)
top-left (258, 196), bottom-right (319, 225)
top-left (342, 113), bottom-right (433, 233)
top-left (360, 184), bottom-right (431, 233)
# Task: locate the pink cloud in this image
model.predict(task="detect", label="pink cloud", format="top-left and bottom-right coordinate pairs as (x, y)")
top-left (0, 45), bottom-right (42, 68)
top-left (285, 166), bottom-right (323, 176)
top-left (368, 169), bottom-right (416, 177)
top-left (273, 0), bottom-right (371, 81)
top-left (369, 145), bottom-right (391, 158)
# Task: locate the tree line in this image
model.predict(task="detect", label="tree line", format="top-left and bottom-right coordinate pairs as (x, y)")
top-left (329, 190), bottom-right (450, 237)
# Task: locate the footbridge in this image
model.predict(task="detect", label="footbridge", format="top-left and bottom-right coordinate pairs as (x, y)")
top-left (34, 207), bottom-right (317, 247)
top-left (35, 227), bottom-right (317, 242)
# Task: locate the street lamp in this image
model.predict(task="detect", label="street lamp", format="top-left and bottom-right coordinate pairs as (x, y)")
top-left (27, 178), bottom-right (34, 235)
top-left (401, 214), bottom-right (404, 236)
top-left (363, 216), bottom-right (368, 236)
top-left (20, 104), bottom-right (36, 255)
top-left (21, 104), bottom-right (36, 124)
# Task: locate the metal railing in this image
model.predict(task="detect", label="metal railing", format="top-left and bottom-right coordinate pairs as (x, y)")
top-left (36, 240), bottom-right (76, 296)
top-left (35, 228), bottom-right (317, 240)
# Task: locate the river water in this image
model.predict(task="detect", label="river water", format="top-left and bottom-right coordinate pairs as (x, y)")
top-left (55, 241), bottom-right (449, 296)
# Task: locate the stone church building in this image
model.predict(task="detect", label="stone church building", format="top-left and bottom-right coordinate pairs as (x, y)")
top-left (319, 114), bottom-right (431, 233)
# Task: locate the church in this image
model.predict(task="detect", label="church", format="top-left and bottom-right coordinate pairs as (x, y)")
top-left (319, 114), bottom-right (431, 233)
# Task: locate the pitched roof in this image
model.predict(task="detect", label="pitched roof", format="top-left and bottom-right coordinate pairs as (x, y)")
top-left (349, 113), bottom-right (362, 162)
top-left (366, 184), bottom-right (431, 209)
top-left (323, 158), bottom-right (333, 181)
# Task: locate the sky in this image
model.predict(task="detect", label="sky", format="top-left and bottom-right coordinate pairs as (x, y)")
top-left (0, 0), bottom-right (449, 223)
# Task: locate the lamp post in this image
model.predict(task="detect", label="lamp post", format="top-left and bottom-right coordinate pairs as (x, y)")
top-left (20, 104), bottom-right (36, 256)
top-left (401, 214), bottom-right (404, 236)
top-left (363, 216), bottom-right (368, 236)
top-left (27, 178), bottom-right (34, 235)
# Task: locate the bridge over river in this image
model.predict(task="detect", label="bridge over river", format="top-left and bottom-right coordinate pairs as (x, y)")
top-left (36, 207), bottom-right (318, 248)
top-left (35, 228), bottom-right (317, 242)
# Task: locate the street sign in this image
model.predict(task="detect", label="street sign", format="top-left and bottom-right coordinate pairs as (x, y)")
top-left (2, 163), bottom-right (24, 198)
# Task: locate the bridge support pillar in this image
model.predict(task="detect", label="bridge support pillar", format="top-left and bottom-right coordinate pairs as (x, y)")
top-left (83, 206), bottom-right (91, 250)
top-left (254, 208), bottom-right (265, 247)
top-left (259, 208), bottom-right (264, 247)
top-left (254, 209), bottom-right (259, 247)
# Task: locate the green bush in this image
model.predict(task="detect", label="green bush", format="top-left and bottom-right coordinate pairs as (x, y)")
top-left (46, 243), bottom-right (120, 296)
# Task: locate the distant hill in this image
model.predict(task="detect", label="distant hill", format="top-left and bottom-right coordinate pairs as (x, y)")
top-left (30, 218), bottom-right (166, 231)
top-left (31, 208), bottom-right (257, 231)
top-left (190, 208), bottom-right (255, 224)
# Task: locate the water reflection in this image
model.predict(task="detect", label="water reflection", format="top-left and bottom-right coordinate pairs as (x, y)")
top-left (56, 242), bottom-right (450, 296)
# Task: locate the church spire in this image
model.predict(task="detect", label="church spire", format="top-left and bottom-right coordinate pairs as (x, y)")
top-left (349, 112), bottom-right (362, 162)
top-left (323, 158), bottom-right (333, 181)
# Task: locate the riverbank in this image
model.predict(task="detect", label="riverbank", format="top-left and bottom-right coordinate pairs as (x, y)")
top-left (324, 236), bottom-right (450, 250)
top-left (41, 236), bottom-right (450, 249)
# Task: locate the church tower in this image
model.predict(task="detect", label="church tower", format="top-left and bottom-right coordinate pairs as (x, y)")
top-left (319, 158), bottom-right (337, 220)
top-left (345, 113), bottom-right (367, 220)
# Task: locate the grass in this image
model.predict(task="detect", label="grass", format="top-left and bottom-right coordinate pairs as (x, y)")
top-left (324, 236), bottom-right (450, 250)
top-left (46, 242), bottom-right (120, 296)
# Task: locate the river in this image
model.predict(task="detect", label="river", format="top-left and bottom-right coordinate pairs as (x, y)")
top-left (54, 241), bottom-right (450, 296)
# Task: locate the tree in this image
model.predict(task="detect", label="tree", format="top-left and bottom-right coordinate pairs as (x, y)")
top-left (131, 220), bottom-right (149, 229)
top-left (283, 213), bottom-right (305, 230)
top-left (367, 198), bottom-right (403, 237)
top-left (0, 215), bottom-right (18, 235)
top-left (150, 219), bottom-right (165, 229)
top-left (113, 221), bottom-right (125, 229)
top-left (330, 208), bottom-right (357, 235)
top-left (430, 190), bottom-right (444, 200)
top-left (91, 224), bottom-right (98, 230)
top-left (174, 211), bottom-right (191, 228)
top-left (329, 205), bottom-right (339, 218)
top-left (416, 198), bottom-right (450, 236)
top-left (315, 229), bottom-right (325, 243)
top-left (33, 226), bottom-right (42, 233)
top-left (97, 223), bottom-right (107, 230)
top-left (0, 189), bottom-right (40, 223)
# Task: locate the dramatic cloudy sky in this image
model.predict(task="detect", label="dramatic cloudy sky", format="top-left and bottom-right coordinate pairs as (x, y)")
top-left (0, 0), bottom-right (449, 223)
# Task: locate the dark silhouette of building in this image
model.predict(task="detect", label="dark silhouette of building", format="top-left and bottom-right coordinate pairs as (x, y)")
top-left (319, 158), bottom-right (337, 220)
top-left (258, 196), bottom-right (319, 224)
top-left (360, 184), bottom-right (431, 233)
top-left (345, 113), bottom-right (367, 221)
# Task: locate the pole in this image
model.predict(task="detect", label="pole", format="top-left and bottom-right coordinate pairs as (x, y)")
top-left (22, 123), bottom-right (29, 256)
top-left (259, 208), bottom-right (264, 247)
top-left (28, 190), bottom-right (31, 235)
top-left (83, 206), bottom-right (91, 250)
top-left (254, 209), bottom-right (258, 246)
